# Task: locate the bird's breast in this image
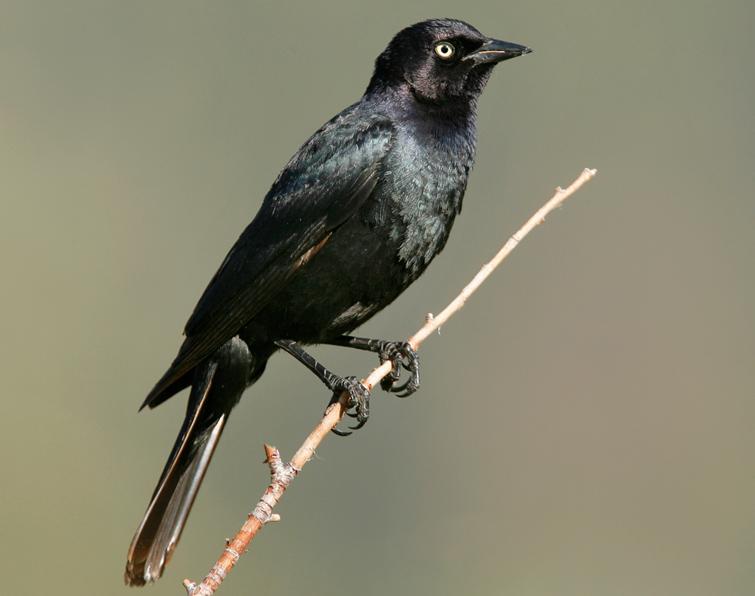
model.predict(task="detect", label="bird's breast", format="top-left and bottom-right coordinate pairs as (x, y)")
top-left (366, 126), bottom-right (474, 276)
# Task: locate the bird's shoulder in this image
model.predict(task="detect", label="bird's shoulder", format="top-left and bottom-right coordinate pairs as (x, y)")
top-left (265, 102), bottom-right (396, 208)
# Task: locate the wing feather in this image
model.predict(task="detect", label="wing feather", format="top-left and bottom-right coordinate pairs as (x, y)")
top-left (142, 111), bottom-right (394, 407)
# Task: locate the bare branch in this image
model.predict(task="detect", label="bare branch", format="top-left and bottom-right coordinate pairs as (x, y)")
top-left (184, 167), bottom-right (597, 595)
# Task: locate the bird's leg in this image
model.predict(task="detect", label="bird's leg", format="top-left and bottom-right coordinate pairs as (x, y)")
top-left (323, 336), bottom-right (420, 398)
top-left (274, 340), bottom-right (370, 435)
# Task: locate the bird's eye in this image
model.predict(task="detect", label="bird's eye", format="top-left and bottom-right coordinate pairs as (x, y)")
top-left (433, 41), bottom-right (456, 60)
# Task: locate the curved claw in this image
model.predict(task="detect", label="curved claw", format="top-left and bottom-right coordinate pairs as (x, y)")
top-left (390, 377), bottom-right (410, 394)
top-left (395, 385), bottom-right (418, 398)
top-left (327, 375), bottom-right (371, 434)
top-left (348, 418), bottom-right (368, 431)
top-left (331, 426), bottom-right (353, 437)
top-left (392, 384), bottom-right (415, 398)
top-left (390, 374), bottom-right (419, 397)
top-left (380, 365), bottom-right (402, 392)
top-left (379, 342), bottom-right (420, 398)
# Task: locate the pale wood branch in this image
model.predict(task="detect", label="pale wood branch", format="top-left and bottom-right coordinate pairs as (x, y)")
top-left (183, 167), bottom-right (597, 595)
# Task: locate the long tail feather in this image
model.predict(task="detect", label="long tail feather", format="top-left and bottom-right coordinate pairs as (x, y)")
top-left (125, 337), bottom-right (253, 586)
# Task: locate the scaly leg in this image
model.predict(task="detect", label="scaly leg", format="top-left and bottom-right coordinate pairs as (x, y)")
top-left (275, 339), bottom-right (370, 435)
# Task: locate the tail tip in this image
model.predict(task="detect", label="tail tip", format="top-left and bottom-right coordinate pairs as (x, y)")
top-left (124, 560), bottom-right (162, 587)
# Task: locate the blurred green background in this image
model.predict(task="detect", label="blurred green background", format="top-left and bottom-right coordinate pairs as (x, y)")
top-left (2, 1), bottom-right (754, 595)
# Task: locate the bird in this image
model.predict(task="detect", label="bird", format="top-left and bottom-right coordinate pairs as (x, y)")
top-left (125, 18), bottom-right (530, 586)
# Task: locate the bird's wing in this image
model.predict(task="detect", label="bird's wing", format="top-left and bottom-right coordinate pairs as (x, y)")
top-left (142, 112), bottom-right (394, 407)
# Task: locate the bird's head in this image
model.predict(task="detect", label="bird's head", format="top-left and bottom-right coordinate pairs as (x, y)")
top-left (367, 19), bottom-right (531, 108)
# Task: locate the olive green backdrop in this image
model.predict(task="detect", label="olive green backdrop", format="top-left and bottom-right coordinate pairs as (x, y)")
top-left (1, 1), bottom-right (753, 595)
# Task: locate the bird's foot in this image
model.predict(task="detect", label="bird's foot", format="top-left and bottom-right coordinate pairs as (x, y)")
top-left (329, 376), bottom-right (371, 436)
top-left (378, 342), bottom-right (420, 398)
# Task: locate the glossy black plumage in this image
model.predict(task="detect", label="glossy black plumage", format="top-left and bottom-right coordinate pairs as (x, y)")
top-left (126, 18), bottom-right (530, 585)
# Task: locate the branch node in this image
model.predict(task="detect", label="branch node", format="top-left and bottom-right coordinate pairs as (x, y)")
top-left (223, 547), bottom-right (240, 564)
top-left (207, 565), bottom-right (226, 585)
top-left (263, 444), bottom-right (279, 466)
top-left (183, 579), bottom-right (198, 595)
top-left (251, 496), bottom-right (274, 523)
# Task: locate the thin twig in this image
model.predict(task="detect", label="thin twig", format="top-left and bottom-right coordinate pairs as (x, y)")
top-left (183, 167), bottom-right (597, 595)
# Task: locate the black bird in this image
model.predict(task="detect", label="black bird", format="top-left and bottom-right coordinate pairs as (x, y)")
top-left (125, 18), bottom-right (530, 585)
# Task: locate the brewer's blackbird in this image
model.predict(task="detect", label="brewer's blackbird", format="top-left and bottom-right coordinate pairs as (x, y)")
top-left (125, 18), bottom-right (530, 585)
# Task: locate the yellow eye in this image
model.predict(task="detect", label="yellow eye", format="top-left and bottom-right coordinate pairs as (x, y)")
top-left (434, 41), bottom-right (456, 60)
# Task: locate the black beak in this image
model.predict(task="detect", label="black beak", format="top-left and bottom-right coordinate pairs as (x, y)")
top-left (464, 38), bottom-right (532, 65)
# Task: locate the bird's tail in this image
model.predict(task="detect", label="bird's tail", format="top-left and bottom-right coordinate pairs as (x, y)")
top-left (125, 338), bottom-right (254, 586)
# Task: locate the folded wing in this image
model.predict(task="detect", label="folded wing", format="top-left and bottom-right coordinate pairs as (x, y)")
top-left (142, 111), bottom-right (394, 408)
